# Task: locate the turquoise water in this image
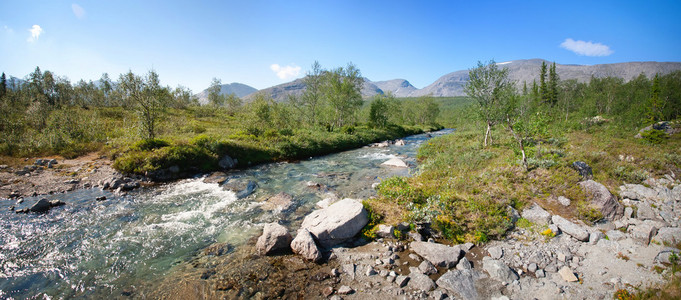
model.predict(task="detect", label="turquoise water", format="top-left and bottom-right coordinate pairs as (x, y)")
top-left (0, 129), bottom-right (453, 299)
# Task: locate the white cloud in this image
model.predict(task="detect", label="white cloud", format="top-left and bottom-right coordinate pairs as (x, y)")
top-left (72, 3), bottom-right (86, 19)
top-left (560, 38), bottom-right (613, 57)
top-left (27, 25), bottom-right (43, 42)
top-left (270, 64), bottom-right (301, 80)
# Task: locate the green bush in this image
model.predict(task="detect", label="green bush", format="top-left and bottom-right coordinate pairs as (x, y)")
top-left (641, 129), bottom-right (668, 144)
top-left (133, 138), bottom-right (170, 151)
top-left (377, 176), bottom-right (427, 205)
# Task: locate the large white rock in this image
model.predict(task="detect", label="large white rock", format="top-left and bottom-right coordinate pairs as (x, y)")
top-left (482, 257), bottom-right (519, 282)
top-left (381, 158), bottom-right (408, 168)
top-left (552, 215), bottom-right (589, 242)
top-left (301, 198), bottom-right (368, 248)
top-left (521, 204), bottom-right (552, 225)
top-left (410, 241), bottom-right (464, 268)
top-left (256, 222), bottom-right (292, 255)
top-left (291, 228), bottom-right (322, 262)
top-left (652, 227), bottom-right (681, 245)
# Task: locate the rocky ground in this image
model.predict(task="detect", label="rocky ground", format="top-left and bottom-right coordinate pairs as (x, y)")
top-left (148, 171), bottom-right (681, 300)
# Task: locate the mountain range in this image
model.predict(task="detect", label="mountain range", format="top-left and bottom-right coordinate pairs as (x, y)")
top-left (195, 82), bottom-right (258, 104)
top-left (198, 59), bottom-right (681, 102)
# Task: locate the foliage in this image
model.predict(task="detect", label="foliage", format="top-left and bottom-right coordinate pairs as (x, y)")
top-left (640, 129), bottom-right (668, 144)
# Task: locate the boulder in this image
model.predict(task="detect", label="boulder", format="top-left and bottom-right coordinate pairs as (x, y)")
top-left (291, 228), bottom-right (322, 262)
top-left (635, 202), bottom-right (658, 220)
top-left (589, 231), bottom-right (605, 244)
top-left (375, 224), bottom-right (396, 238)
top-left (552, 215), bottom-right (589, 242)
top-left (418, 260), bottom-right (438, 275)
top-left (572, 161), bottom-right (593, 181)
top-left (655, 248), bottom-right (681, 264)
top-left (203, 172), bottom-right (228, 184)
top-left (395, 275), bottom-right (410, 288)
top-left (521, 204), bottom-right (551, 225)
top-left (652, 227), bottom-right (681, 245)
top-left (29, 198), bottom-right (51, 213)
top-left (337, 286), bottom-right (354, 295)
top-left (488, 246), bottom-right (503, 259)
top-left (557, 196), bottom-right (571, 207)
top-left (579, 180), bottom-right (624, 221)
top-left (628, 223), bottom-right (658, 245)
top-left (301, 198), bottom-right (368, 248)
top-left (218, 155), bottom-right (237, 169)
top-left (410, 241), bottom-right (464, 268)
top-left (223, 179), bottom-right (258, 198)
top-left (395, 139), bottom-right (406, 146)
top-left (482, 257), bottom-right (519, 282)
top-left (381, 158), bottom-right (408, 168)
top-left (256, 223), bottom-right (292, 255)
top-left (436, 269), bottom-right (484, 300)
top-left (605, 229), bottom-right (626, 241)
top-left (620, 184), bottom-right (659, 201)
top-left (558, 266), bottom-right (578, 282)
top-left (261, 192), bottom-right (294, 211)
top-left (456, 257), bottom-right (472, 270)
top-left (407, 272), bottom-right (436, 292)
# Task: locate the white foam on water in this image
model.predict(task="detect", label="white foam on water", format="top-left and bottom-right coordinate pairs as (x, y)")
top-left (359, 151), bottom-right (397, 160)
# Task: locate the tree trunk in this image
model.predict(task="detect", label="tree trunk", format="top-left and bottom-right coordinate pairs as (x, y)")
top-left (507, 119), bottom-right (527, 171)
top-left (484, 122), bottom-right (491, 147)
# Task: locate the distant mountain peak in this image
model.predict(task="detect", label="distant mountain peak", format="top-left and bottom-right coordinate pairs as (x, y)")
top-left (195, 82), bottom-right (258, 104)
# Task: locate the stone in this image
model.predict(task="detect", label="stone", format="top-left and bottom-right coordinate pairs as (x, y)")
top-left (558, 266), bottom-right (578, 282)
top-left (343, 264), bottom-right (356, 280)
top-left (572, 161), bottom-right (593, 180)
top-left (655, 248), bottom-right (681, 264)
top-left (624, 207), bottom-right (634, 219)
top-left (488, 246), bottom-right (503, 259)
top-left (629, 223), bottom-right (659, 245)
top-left (557, 252), bottom-right (567, 262)
top-left (536, 269), bottom-right (545, 278)
top-left (261, 192), bottom-right (294, 211)
top-left (456, 257), bottom-right (472, 270)
top-left (29, 198), bottom-right (51, 213)
top-left (366, 266), bottom-right (378, 276)
top-left (410, 241), bottom-right (464, 268)
top-left (408, 273), bottom-right (436, 292)
top-left (579, 180), bottom-right (624, 221)
top-left (223, 179), bottom-right (258, 199)
top-left (203, 172), bottom-right (228, 184)
top-left (552, 215), bottom-right (589, 242)
top-left (291, 228), bottom-right (322, 262)
top-left (218, 155), bottom-right (236, 169)
top-left (528, 263), bottom-right (538, 273)
top-left (589, 231), bottom-right (605, 244)
top-left (322, 286), bottom-right (334, 297)
top-left (436, 269), bottom-right (483, 300)
top-left (521, 203), bottom-right (552, 225)
top-left (557, 196), bottom-right (571, 206)
top-left (255, 222), bottom-right (292, 255)
top-left (652, 227), bottom-right (681, 245)
top-left (301, 199), bottom-right (368, 248)
top-left (508, 206), bottom-right (521, 223)
top-left (395, 139), bottom-right (406, 146)
top-left (337, 285), bottom-right (354, 295)
top-left (620, 184), bottom-right (661, 201)
top-left (418, 260), bottom-right (438, 275)
top-left (482, 257), bottom-right (519, 282)
top-left (381, 158), bottom-right (408, 168)
top-left (49, 200), bottom-right (65, 207)
top-left (375, 224), bottom-right (396, 238)
top-left (636, 202), bottom-right (658, 220)
top-left (395, 275), bottom-right (410, 288)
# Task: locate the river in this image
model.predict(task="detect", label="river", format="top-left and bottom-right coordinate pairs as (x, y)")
top-left (0, 129), bottom-right (453, 299)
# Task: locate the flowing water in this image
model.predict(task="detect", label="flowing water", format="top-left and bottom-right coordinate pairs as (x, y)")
top-left (0, 129), bottom-right (453, 299)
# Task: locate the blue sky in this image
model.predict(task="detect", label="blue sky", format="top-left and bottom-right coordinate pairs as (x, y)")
top-left (1, 0), bottom-right (680, 92)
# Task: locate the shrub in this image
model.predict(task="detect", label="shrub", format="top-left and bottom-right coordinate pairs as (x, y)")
top-left (377, 176), bottom-right (427, 205)
top-left (132, 138), bottom-right (170, 151)
top-left (641, 129), bottom-right (667, 144)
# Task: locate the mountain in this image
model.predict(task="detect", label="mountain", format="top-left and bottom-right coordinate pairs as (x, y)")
top-left (239, 60), bottom-right (681, 101)
top-left (196, 83), bottom-right (258, 104)
top-left (413, 59), bottom-right (681, 97)
top-left (373, 79), bottom-right (418, 97)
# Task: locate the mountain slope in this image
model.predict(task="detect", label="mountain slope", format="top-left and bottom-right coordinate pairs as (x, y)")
top-left (195, 83), bottom-right (257, 104)
top-left (373, 79), bottom-right (418, 97)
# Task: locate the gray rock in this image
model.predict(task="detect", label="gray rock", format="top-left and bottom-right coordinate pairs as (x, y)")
top-left (203, 172), bottom-right (228, 184)
top-left (430, 289), bottom-right (448, 300)
top-left (261, 192), bottom-right (294, 211)
top-left (655, 248), bottom-right (681, 264)
top-left (620, 184), bottom-right (660, 201)
top-left (589, 231), bottom-right (605, 244)
top-left (223, 179), bottom-right (258, 198)
top-left (456, 257), bottom-right (472, 271)
top-left (508, 206), bottom-right (520, 223)
top-left (482, 257), bottom-right (519, 282)
top-left (381, 158), bottom-right (408, 168)
top-left (624, 207), bottom-right (634, 219)
top-left (536, 269), bottom-right (545, 278)
top-left (343, 264), bottom-right (356, 280)
top-left (605, 230), bottom-right (626, 242)
top-left (255, 223), bottom-right (292, 255)
top-left (409, 232), bottom-right (424, 241)
top-left (29, 198), bottom-right (51, 213)
top-left (572, 161), bottom-right (593, 181)
top-left (337, 285), bottom-right (354, 295)
top-left (636, 202), bottom-right (658, 220)
top-left (488, 246), bottom-right (503, 259)
top-left (375, 224), bottom-right (396, 238)
top-left (436, 269), bottom-right (484, 300)
top-left (579, 180), bottom-right (624, 221)
top-left (418, 260), bottom-right (438, 275)
top-left (552, 215), bottom-right (589, 242)
top-left (395, 275), bottom-right (410, 288)
top-left (49, 200), bottom-right (65, 207)
top-left (301, 198), bottom-right (368, 248)
top-left (218, 155), bottom-right (236, 169)
top-left (558, 266), bottom-right (578, 282)
top-left (629, 223), bottom-right (659, 245)
top-left (291, 228), bottom-right (322, 262)
top-left (652, 227), bottom-right (681, 245)
top-left (521, 203), bottom-right (552, 225)
top-left (408, 273), bottom-right (437, 292)
top-left (528, 263), bottom-right (538, 273)
top-left (410, 241), bottom-right (464, 268)
top-left (557, 196), bottom-right (571, 206)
